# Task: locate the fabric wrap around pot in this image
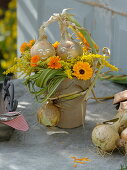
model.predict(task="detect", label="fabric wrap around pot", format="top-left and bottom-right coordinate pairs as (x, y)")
top-left (50, 78), bottom-right (90, 129)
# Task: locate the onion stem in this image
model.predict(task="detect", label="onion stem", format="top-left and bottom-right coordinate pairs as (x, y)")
top-left (90, 95), bottom-right (114, 101)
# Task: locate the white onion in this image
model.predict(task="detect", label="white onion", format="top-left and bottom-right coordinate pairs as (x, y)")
top-left (92, 124), bottom-right (120, 152)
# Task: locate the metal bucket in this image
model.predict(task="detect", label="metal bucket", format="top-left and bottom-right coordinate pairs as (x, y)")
top-left (0, 77), bottom-right (18, 141)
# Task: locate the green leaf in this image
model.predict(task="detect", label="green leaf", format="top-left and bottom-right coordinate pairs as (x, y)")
top-left (101, 74), bottom-right (127, 84)
top-left (68, 16), bottom-right (98, 54)
top-left (41, 76), bottom-right (66, 103)
top-left (24, 68), bottom-right (67, 103)
top-left (35, 69), bottom-right (66, 88)
top-left (43, 69), bottom-right (61, 87)
top-left (35, 70), bottom-right (45, 87)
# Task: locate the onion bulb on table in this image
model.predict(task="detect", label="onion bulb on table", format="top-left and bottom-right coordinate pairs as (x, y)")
top-left (37, 102), bottom-right (60, 127)
top-left (121, 127), bottom-right (127, 141)
top-left (116, 138), bottom-right (126, 148)
top-left (112, 127), bottom-right (127, 154)
top-left (31, 28), bottom-right (55, 60)
top-left (92, 112), bottom-right (127, 152)
top-left (119, 128), bottom-right (127, 154)
top-left (92, 124), bottom-right (119, 152)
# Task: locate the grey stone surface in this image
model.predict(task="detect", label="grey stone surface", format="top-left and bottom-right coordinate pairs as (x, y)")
top-left (0, 79), bottom-right (127, 170)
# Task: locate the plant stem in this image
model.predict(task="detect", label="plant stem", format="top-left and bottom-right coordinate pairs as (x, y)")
top-left (67, 16), bottom-right (98, 54)
top-left (49, 90), bottom-right (87, 101)
top-left (112, 112), bottom-right (127, 131)
top-left (90, 95), bottom-right (114, 101)
top-left (83, 64), bottom-right (103, 101)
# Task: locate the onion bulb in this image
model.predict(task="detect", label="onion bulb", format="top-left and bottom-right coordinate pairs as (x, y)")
top-left (116, 138), bottom-right (126, 154)
top-left (92, 110), bottom-right (127, 152)
top-left (124, 142), bottom-right (127, 154)
top-left (37, 102), bottom-right (60, 127)
top-left (57, 21), bottom-right (83, 60)
top-left (116, 138), bottom-right (126, 148)
top-left (56, 40), bottom-right (83, 60)
top-left (92, 124), bottom-right (119, 152)
top-left (31, 29), bottom-right (55, 60)
top-left (121, 128), bottom-right (127, 141)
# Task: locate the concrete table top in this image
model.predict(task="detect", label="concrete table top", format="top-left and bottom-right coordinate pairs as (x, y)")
top-left (0, 79), bottom-right (127, 170)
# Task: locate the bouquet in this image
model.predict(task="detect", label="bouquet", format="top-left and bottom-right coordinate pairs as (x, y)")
top-left (4, 9), bottom-right (118, 129)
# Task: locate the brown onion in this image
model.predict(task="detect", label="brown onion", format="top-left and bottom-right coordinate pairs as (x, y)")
top-left (121, 128), bottom-right (127, 141)
top-left (57, 20), bottom-right (83, 60)
top-left (37, 102), bottom-right (60, 127)
top-left (56, 40), bottom-right (83, 60)
top-left (116, 138), bottom-right (126, 147)
top-left (31, 29), bottom-right (55, 60)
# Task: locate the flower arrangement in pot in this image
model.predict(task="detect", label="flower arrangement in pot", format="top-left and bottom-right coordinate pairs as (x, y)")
top-left (4, 9), bottom-right (118, 129)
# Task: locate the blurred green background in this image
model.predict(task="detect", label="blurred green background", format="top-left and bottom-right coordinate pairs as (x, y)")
top-left (0, 0), bottom-right (17, 80)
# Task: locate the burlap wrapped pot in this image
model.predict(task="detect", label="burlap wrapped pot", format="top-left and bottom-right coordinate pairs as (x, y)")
top-left (50, 78), bottom-right (90, 129)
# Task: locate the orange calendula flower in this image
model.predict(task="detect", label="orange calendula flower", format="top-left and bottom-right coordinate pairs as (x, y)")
top-left (20, 42), bottom-right (30, 53)
top-left (77, 32), bottom-right (90, 49)
top-left (48, 56), bottom-right (62, 69)
top-left (52, 41), bottom-right (60, 48)
top-left (28, 40), bottom-right (35, 48)
top-left (30, 55), bottom-right (40, 67)
top-left (73, 61), bottom-right (93, 80)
